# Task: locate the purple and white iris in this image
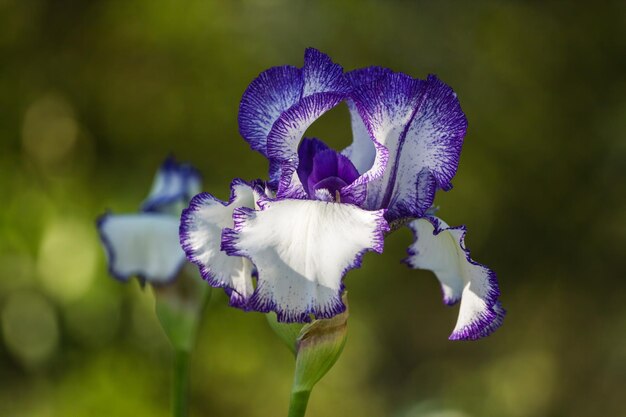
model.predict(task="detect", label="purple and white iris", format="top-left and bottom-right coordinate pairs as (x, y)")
top-left (180, 49), bottom-right (504, 340)
top-left (98, 157), bottom-right (201, 284)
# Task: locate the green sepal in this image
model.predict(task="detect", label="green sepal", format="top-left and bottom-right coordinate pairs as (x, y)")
top-left (154, 265), bottom-right (211, 352)
top-left (266, 312), bottom-right (305, 356)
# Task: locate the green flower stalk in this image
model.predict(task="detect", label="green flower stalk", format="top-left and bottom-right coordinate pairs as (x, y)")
top-left (268, 294), bottom-right (349, 417)
top-left (97, 156), bottom-right (207, 417)
top-left (155, 267), bottom-right (211, 417)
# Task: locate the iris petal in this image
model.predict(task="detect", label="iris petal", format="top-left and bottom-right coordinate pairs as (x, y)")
top-left (141, 156), bottom-right (202, 213)
top-left (405, 216), bottom-right (504, 340)
top-left (238, 48), bottom-right (351, 190)
top-left (179, 179), bottom-right (261, 307)
top-left (351, 73), bottom-right (467, 221)
top-left (221, 199), bottom-right (389, 322)
top-left (97, 213), bottom-right (186, 284)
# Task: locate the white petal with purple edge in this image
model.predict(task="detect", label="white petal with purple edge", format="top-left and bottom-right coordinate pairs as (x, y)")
top-left (179, 180), bottom-right (258, 306)
top-left (405, 216), bottom-right (504, 340)
top-left (222, 199), bottom-right (389, 323)
top-left (97, 213), bottom-right (185, 284)
top-left (351, 73), bottom-right (467, 221)
top-left (141, 157), bottom-right (202, 213)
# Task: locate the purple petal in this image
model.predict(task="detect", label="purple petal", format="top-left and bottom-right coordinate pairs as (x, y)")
top-left (238, 66), bottom-right (303, 156)
top-left (238, 48), bottom-right (351, 191)
top-left (296, 137), bottom-right (330, 195)
top-left (295, 139), bottom-right (363, 204)
top-left (308, 150), bottom-right (358, 192)
top-left (346, 66), bottom-right (393, 88)
top-left (340, 66), bottom-right (394, 181)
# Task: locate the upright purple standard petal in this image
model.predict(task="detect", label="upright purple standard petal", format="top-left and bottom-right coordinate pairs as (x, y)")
top-left (238, 66), bottom-right (303, 157)
top-left (351, 73), bottom-right (467, 221)
top-left (238, 48), bottom-right (351, 190)
top-left (405, 216), bottom-right (504, 340)
top-left (341, 67), bottom-right (393, 186)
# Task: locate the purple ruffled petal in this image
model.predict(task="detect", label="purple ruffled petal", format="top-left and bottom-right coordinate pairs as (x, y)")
top-left (346, 66), bottom-right (393, 88)
top-left (238, 66), bottom-right (303, 156)
top-left (238, 48), bottom-right (351, 192)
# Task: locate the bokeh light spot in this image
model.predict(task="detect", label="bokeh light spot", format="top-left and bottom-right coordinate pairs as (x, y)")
top-left (37, 219), bottom-right (97, 303)
top-left (22, 94), bottom-right (78, 165)
top-left (1, 291), bottom-right (59, 367)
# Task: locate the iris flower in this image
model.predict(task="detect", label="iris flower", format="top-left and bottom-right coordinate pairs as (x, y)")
top-left (98, 157), bottom-right (201, 284)
top-left (180, 49), bottom-right (504, 340)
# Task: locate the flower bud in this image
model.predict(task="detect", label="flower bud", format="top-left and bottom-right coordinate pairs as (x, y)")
top-left (267, 294), bottom-right (349, 393)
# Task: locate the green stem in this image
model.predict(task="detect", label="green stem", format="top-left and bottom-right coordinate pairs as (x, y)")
top-left (287, 389), bottom-right (311, 417)
top-left (172, 350), bottom-right (190, 417)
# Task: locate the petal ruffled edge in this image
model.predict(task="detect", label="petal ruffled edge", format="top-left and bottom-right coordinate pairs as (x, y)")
top-left (179, 178), bottom-right (264, 307)
top-left (221, 199), bottom-right (389, 322)
top-left (405, 216), bottom-right (504, 340)
top-left (238, 48), bottom-right (352, 190)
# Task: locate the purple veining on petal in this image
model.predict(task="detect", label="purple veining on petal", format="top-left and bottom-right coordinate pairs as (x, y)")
top-left (301, 48), bottom-right (351, 97)
top-left (477, 301), bottom-right (506, 338)
top-left (238, 48), bottom-right (352, 193)
top-left (239, 66), bottom-right (303, 156)
top-left (268, 93), bottom-right (347, 188)
top-left (351, 71), bottom-right (467, 221)
top-left (346, 66), bottom-right (393, 88)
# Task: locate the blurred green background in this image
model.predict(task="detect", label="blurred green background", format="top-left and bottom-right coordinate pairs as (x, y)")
top-left (1, 1), bottom-right (625, 416)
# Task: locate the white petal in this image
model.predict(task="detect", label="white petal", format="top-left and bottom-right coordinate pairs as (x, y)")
top-left (406, 216), bottom-right (503, 340)
top-left (179, 180), bottom-right (257, 306)
top-left (97, 213), bottom-right (185, 284)
top-left (222, 199), bottom-right (389, 322)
